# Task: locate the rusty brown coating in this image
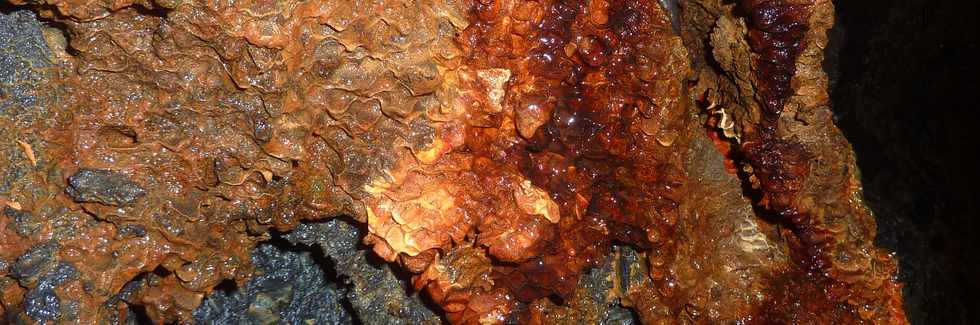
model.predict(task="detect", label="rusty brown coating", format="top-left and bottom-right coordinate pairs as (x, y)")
top-left (721, 0), bottom-right (908, 323)
top-left (423, 0), bottom-right (696, 320)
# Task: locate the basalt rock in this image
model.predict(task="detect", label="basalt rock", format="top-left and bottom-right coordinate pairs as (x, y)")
top-left (192, 242), bottom-right (351, 325)
top-left (65, 169), bottom-right (146, 206)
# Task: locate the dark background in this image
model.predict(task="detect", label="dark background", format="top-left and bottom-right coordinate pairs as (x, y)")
top-left (832, 0), bottom-right (978, 323)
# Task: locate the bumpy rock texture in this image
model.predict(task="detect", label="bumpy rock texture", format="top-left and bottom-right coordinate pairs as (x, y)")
top-left (1, 0), bottom-right (914, 323)
top-left (192, 242), bottom-right (352, 324)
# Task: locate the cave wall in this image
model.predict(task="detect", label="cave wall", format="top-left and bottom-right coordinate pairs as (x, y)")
top-left (2, 0), bottom-right (975, 323)
top-left (831, 0), bottom-right (978, 323)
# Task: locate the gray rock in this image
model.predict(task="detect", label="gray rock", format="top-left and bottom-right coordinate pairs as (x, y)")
top-left (1, 8), bottom-right (53, 196)
top-left (23, 263), bottom-right (77, 323)
top-left (193, 243), bottom-right (351, 325)
top-left (2, 206), bottom-right (39, 237)
top-left (65, 169), bottom-right (146, 206)
top-left (285, 219), bottom-right (442, 325)
top-left (587, 246), bottom-right (641, 325)
top-left (0, 8), bottom-right (51, 117)
top-left (11, 242), bottom-right (60, 287)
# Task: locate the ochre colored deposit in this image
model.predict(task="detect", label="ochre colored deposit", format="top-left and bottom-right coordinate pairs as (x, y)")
top-left (0, 0), bottom-right (907, 323)
top-left (424, 0), bottom-right (693, 319)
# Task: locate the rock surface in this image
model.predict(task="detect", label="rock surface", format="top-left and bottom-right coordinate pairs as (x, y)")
top-left (0, 0), bottom-right (917, 323)
top-left (192, 243), bottom-right (352, 325)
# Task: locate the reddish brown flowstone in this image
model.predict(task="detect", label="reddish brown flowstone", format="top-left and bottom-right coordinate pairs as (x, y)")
top-left (0, 0), bottom-right (906, 323)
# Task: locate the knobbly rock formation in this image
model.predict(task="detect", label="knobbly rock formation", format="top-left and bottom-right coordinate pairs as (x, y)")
top-left (0, 0), bottom-right (908, 323)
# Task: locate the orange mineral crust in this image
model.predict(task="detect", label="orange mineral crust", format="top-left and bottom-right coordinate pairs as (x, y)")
top-left (0, 0), bottom-right (907, 323)
top-left (400, 0), bottom-right (695, 320)
top-left (454, 0), bottom-right (690, 306)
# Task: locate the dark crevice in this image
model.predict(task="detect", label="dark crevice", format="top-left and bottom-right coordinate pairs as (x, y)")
top-left (131, 4), bottom-right (171, 19)
top-left (417, 286), bottom-right (449, 325)
top-left (112, 270), bottom-right (153, 325)
top-left (385, 255), bottom-right (423, 297)
top-left (151, 265), bottom-right (171, 278)
top-left (0, 2), bottom-right (20, 14)
top-left (212, 278), bottom-right (238, 296)
top-left (626, 305), bottom-right (643, 324)
top-left (127, 304), bottom-right (153, 325)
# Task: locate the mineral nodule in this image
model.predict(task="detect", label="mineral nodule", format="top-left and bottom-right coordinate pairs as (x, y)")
top-left (0, 0), bottom-right (907, 323)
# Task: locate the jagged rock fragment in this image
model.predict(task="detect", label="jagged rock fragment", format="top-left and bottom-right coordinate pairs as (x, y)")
top-left (65, 169), bottom-right (146, 206)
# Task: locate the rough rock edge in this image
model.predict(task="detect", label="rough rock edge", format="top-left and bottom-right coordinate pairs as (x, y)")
top-left (702, 0), bottom-right (907, 322)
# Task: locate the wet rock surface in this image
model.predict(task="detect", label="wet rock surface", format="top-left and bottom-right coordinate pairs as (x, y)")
top-left (284, 219), bottom-right (442, 325)
top-left (2, 0), bottom-right (966, 323)
top-left (65, 169), bottom-right (146, 206)
top-left (22, 262), bottom-right (77, 323)
top-left (193, 242), bottom-right (351, 325)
